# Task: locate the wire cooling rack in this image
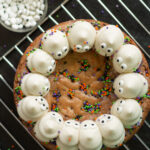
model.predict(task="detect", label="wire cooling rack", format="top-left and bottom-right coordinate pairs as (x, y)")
top-left (0, 0), bottom-right (150, 150)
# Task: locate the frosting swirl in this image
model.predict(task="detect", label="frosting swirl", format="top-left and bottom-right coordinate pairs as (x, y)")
top-left (113, 44), bottom-right (142, 73)
top-left (34, 112), bottom-right (64, 142)
top-left (68, 21), bottom-right (96, 53)
top-left (96, 114), bottom-right (125, 148)
top-left (21, 73), bottom-right (50, 96)
top-left (79, 120), bottom-right (102, 150)
top-left (17, 96), bottom-right (49, 122)
top-left (41, 29), bottom-right (69, 59)
top-left (27, 49), bottom-right (56, 76)
top-left (113, 73), bottom-right (148, 98)
top-left (111, 99), bottom-right (142, 128)
top-left (95, 25), bottom-right (124, 56)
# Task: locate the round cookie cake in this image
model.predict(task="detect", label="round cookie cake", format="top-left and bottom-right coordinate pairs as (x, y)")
top-left (14, 19), bottom-right (150, 150)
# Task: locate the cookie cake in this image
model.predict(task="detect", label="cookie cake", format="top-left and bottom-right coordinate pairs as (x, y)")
top-left (13, 19), bottom-right (150, 150)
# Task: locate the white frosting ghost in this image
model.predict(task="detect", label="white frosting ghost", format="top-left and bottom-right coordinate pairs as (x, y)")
top-left (111, 99), bottom-right (142, 128)
top-left (41, 29), bottom-right (69, 59)
top-left (56, 120), bottom-right (80, 150)
top-left (21, 73), bottom-right (50, 96)
top-left (113, 44), bottom-right (142, 73)
top-left (113, 73), bottom-right (148, 98)
top-left (95, 25), bottom-right (124, 56)
top-left (68, 21), bottom-right (96, 53)
top-left (96, 114), bottom-right (125, 148)
top-left (79, 120), bottom-right (102, 150)
top-left (27, 49), bottom-right (56, 76)
top-left (17, 96), bottom-right (49, 122)
top-left (34, 112), bottom-right (64, 142)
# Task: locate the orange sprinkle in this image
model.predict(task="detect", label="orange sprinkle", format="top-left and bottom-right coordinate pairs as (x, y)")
top-left (83, 41), bottom-right (87, 44)
top-left (27, 120), bottom-right (32, 124)
top-left (68, 137), bottom-right (72, 142)
top-left (148, 45), bottom-right (150, 48)
top-left (116, 25), bottom-right (119, 27)
top-left (146, 73), bottom-right (149, 77)
top-left (95, 26), bottom-right (99, 30)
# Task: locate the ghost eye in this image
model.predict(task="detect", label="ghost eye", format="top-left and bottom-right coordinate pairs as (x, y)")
top-left (100, 43), bottom-right (106, 49)
top-left (118, 80), bottom-right (124, 86)
top-left (48, 66), bottom-right (53, 72)
top-left (35, 99), bottom-right (38, 101)
top-left (62, 47), bottom-right (68, 52)
top-left (57, 52), bottom-right (62, 57)
top-left (107, 116), bottom-right (111, 119)
top-left (58, 119), bottom-right (62, 122)
top-left (118, 88), bottom-right (123, 93)
top-left (121, 64), bottom-right (127, 70)
top-left (84, 46), bottom-right (90, 51)
top-left (52, 113), bottom-right (55, 116)
top-left (117, 106), bottom-right (122, 112)
top-left (74, 122), bottom-right (79, 128)
top-left (107, 48), bottom-right (113, 53)
top-left (116, 57), bottom-right (122, 63)
top-left (83, 124), bottom-right (88, 128)
top-left (67, 121), bottom-right (71, 124)
top-left (76, 45), bottom-right (82, 50)
top-left (41, 103), bottom-right (46, 110)
top-left (51, 60), bottom-right (55, 66)
top-left (120, 100), bottom-right (125, 104)
top-left (101, 120), bottom-right (105, 124)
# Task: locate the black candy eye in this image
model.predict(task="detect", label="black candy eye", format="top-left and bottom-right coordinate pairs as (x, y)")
top-left (117, 107), bottom-right (119, 111)
top-left (107, 116), bottom-right (111, 119)
top-left (91, 123), bottom-right (95, 126)
top-left (59, 119), bottom-right (61, 122)
top-left (52, 113), bottom-right (55, 116)
top-left (41, 98), bottom-right (43, 101)
top-left (58, 53), bottom-right (61, 56)
top-left (43, 104), bottom-right (45, 106)
top-left (84, 124), bottom-right (87, 127)
top-left (67, 121), bottom-right (70, 124)
top-left (75, 123), bottom-right (78, 126)
top-left (101, 120), bottom-right (105, 123)
top-left (35, 99), bottom-right (37, 101)
top-left (100, 43), bottom-right (106, 49)
top-left (120, 100), bottom-right (123, 103)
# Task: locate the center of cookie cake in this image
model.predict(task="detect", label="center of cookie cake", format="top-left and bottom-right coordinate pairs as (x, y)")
top-left (47, 50), bottom-right (117, 121)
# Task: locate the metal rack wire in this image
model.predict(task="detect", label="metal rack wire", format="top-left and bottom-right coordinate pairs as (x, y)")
top-left (0, 0), bottom-right (150, 150)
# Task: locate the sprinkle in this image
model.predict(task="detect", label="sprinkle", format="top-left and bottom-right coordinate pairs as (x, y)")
top-left (52, 90), bottom-right (61, 101)
top-left (124, 36), bottom-right (130, 43)
top-left (68, 137), bottom-right (72, 142)
top-left (15, 86), bottom-right (25, 101)
top-left (81, 101), bottom-right (101, 113)
top-left (56, 145), bottom-right (60, 150)
top-left (51, 103), bottom-right (59, 112)
top-left (78, 59), bottom-right (90, 73)
top-left (79, 83), bottom-right (89, 94)
top-left (74, 115), bottom-right (82, 120)
top-left (26, 48), bottom-right (36, 56)
top-left (67, 89), bottom-right (75, 99)
top-left (148, 45), bottom-right (150, 48)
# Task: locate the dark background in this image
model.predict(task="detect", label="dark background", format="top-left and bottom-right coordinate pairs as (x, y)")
top-left (0, 0), bottom-right (150, 150)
